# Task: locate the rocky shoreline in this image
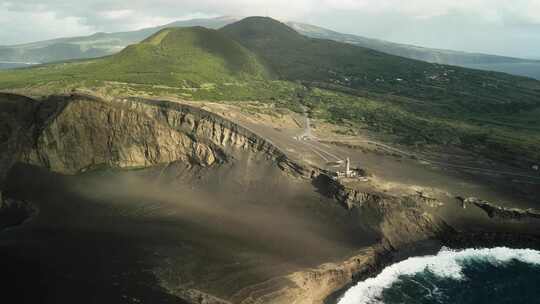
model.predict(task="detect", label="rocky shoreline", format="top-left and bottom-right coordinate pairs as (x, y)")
top-left (458, 196), bottom-right (540, 221)
top-left (322, 229), bottom-right (540, 304)
top-left (1, 92), bottom-right (540, 304)
top-left (3, 190), bottom-right (537, 304)
top-left (311, 181), bottom-right (540, 304)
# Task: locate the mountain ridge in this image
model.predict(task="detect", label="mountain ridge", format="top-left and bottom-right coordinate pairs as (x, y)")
top-left (286, 21), bottom-right (532, 64)
top-left (1, 16), bottom-right (539, 79)
top-left (285, 21), bottom-right (540, 80)
top-left (221, 17), bottom-right (539, 113)
top-left (0, 26), bottom-right (272, 90)
top-left (1, 17), bottom-right (540, 169)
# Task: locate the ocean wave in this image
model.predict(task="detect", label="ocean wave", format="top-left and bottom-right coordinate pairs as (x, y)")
top-left (338, 247), bottom-right (540, 304)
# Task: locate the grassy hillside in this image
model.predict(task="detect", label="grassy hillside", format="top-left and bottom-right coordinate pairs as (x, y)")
top-left (287, 22), bottom-right (538, 66)
top-left (1, 17), bottom-right (540, 168)
top-left (287, 22), bottom-right (540, 80)
top-left (296, 87), bottom-right (540, 166)
top-left (221, 17), bottom-right (540, 167)
top-left (221, 17), bottom-right (540, 117)
top-left (0, 27), bottom-right (272, 90)
top-left (3, 15), bottom-right (537, 80)
top-left (5, 16), bottom-right (539, 78)
top-left (0, 17), bottom-right (239, 65)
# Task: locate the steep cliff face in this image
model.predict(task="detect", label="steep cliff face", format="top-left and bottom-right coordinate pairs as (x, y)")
top-left (24, 97), bottom-right (223, 173)
top-left (0, 93), bottom-right (39, 188)
top-left (225, 245), bottom-right (388, 304)
top-left (459, 197), bottom-right (540, 221)
top-left (219, 174), bottom-right (451, 304)
top-left (224, 191), bottom-right (450, 304)
top-left (316, 173), bottom-right (451, 248)
top-left (4, 94), bottom-right (307, 177)
top-left (0, 93), bottom-right (453, 304)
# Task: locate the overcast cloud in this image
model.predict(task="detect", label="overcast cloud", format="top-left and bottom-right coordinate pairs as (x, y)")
top-left (1, 0), bottom-right (539, 58)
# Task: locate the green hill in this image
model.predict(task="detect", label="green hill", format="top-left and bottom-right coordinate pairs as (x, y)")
top-left (221, 17), bottom-right (540, 116)
top-left (1, 17), bottom-right (540, 168)
top-left (101, 26), bottom-right (271, 84)
top-left (2, 16), bottom-right (538, 80)
top-left (287, 22), bottom-right (540, 65)
top-left (220, 17), bottom-right (540, 167)
top-left (0, 16), bottom-right (239, 65)
top-left (0, 26), bottom-right (272, 90)
top-left (288, 21), bottom-right (540, 80)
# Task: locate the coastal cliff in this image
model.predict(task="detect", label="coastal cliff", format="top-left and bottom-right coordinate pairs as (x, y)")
top-left (0, 93), bottom-right (452, 304)
top-left (1, 92), bottom-right (537, 304)
top-left (15, 94), bottom-right (307, 176)
top-left (0, 93), bottom-right (311, 181)
top-left (260, 179), bottom-right (452, 304)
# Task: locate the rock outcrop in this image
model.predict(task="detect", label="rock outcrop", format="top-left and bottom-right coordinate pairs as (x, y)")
top-left (313, 174), bottom-right (384, 210)
top-left (315, 173), bottom-right (450, 247)
top-left (227, 245), bottom-right (387, 304)
top-left (0, 93), bottom-right (311, 180)
top-left (458, 197), bottom-right (540, 221)
top-left (0, 93), bottom-right (39, 189)
top-left (246, 173), bottom-right (452, 304)
top-left (227, 187), bottom-right (451, 304)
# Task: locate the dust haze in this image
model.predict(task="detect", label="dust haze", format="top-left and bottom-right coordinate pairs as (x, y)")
top-left (59, 165), bottom-right (375, 267)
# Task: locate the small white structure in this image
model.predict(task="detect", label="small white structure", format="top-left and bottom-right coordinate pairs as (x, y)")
top-left (345, 157), bottom-right (353, 177)
top-left (326, 158), bottom-right (367, 181)
top-left (533, 165), bottom-right (539, 171)
top-left (332, 158), bottom-right (358, 178)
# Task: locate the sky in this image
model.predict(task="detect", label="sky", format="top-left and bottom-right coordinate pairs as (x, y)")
top-left (1, 0), bottom-right (540, 58)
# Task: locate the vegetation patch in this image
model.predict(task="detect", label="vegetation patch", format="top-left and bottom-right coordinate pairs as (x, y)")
top-left (1, 19), bottom-right (540, 168)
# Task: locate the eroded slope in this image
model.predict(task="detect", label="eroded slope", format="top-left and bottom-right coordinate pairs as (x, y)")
top-left (1, 93), bottom-right (538, 304)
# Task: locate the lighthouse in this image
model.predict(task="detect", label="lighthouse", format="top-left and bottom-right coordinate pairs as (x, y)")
top-left (346, 157), bottom-right (351, 177)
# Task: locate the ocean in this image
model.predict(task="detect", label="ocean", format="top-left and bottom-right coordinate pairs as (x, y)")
top-left (0, 62), bottom-right (37, 69)
top-left (465, 62), bottom-right (540, 80)
top-left (338, 247), bottom-right (540, 304)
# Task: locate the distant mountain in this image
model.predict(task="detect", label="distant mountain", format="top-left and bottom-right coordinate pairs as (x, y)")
top-left (219, 17), bottom-right (540, 166)
top-left (286, 22), bottom-right (540, 80)
top-left (286, 22), bottom-right (525, 65)
top-left (0, 16), bottom-right (239, 65)
top-left (0, 16), bottom-right (538, 80)
top-left (2, 17), bottom-right (540, 167)
top-left (0, 26), bottom-right (271, 90)
top-left (221, 17), bottom-right (540, 115)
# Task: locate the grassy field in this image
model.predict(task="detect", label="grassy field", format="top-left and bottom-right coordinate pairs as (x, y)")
top-left (221, 17), bottom-right (540, 116)
top-left (0, 27), bottom-right (271, 91)
top-left (295, 87), bottom-right (540, 167)
top-left (1, 19), bottom-right (540, 168)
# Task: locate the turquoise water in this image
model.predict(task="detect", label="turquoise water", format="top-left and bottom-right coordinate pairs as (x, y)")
top-left (338, 247), bottom-right (540, 304)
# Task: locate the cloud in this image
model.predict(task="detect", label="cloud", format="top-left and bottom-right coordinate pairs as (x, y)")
top-left (0, 4), bottom-right (95, 44)
top-left (99, 9), bottom-right (134, 20)
top-left (4, 0), bottom-right (540, 30)
top-left (94, 9), bottom-right (179, 31)
top-left (315, 0), bottom-right (540, 24)
top-left (3, 0), bottom-right (540, 24)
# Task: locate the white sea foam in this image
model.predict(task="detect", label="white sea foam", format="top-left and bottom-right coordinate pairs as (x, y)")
top-left (338, 247), bottom-right (540, 304)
